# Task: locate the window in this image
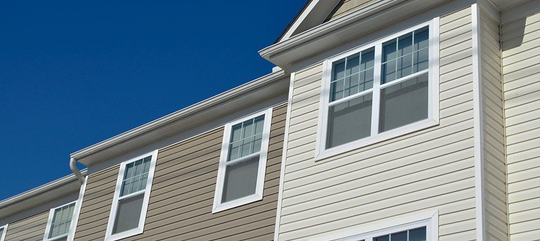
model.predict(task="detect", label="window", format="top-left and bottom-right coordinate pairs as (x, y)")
top-left (44, 202), bottom-right (76, 241)
top-left (317, 20), bottom-right (439, 159)
top-left (105, 150), bottom-right (158, 241)
top-left (0, 224), bottom-right (7, 241)
top-left (337, 227), bottom-right (427, 241)
top-left (213, 108), bottom-right (273, 213)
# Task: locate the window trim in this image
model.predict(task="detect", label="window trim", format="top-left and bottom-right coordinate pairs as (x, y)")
top-left (104, 150), bottom-right (158, 241)
top-left (310, 210), bottom-right (438, 241)
top-left (212, 107), bottom-right (273, 213)
top-left (315, 18), bottom-right (440, 160)
top-left (0, 223), bottom-right (7, 241)
top-left (43, 201), bottom-right (77, 241)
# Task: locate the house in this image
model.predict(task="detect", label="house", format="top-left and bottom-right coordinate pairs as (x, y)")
top-left (0, 0), bottom-right (539, 240)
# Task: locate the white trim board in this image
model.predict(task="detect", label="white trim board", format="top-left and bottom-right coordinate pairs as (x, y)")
top-left (68, 176), bottom-right (87, 241)
top-left (0, 223), bottom-right (7, 241)
top-left (212, 108), bottom-right (274, 213)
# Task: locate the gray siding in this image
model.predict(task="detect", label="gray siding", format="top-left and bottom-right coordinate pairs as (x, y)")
top-left (501, 7), bottom-right (540, 241)
top-left (4, 211), bottom-right (48, 241)
top-left (277, 7), bottom-right (477, 240)
top-left (74, 103), bottom-right (286, 240)
top-left (328, 0), bottom-right (375, 21)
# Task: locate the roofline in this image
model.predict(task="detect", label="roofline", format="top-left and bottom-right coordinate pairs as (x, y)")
top-left (275, 0), bottom-right (314, 43)
top-left (0, 169), bottom-right (86, 209)
top-left (70, 70), bottom-right (287, 160)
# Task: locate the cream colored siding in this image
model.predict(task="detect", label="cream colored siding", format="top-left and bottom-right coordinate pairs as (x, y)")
top-left (4, 211), bottom-right (48, 241)
top-left (480, 8), bottom-right (508, 241)
top-left (328, 0), bottom-right (374, 21)
top-left (502, 8), bottom-right (540, 241)
top-left (277, 7), bottom-right (476, 240)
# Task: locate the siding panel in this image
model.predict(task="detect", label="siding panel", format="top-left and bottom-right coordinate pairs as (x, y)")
top-left (4, 211), bottom-right (48, 241)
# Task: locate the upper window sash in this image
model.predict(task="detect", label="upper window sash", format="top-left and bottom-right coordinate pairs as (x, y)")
top-left (105, 150), bottom-right (158, 241)
top-left (212, 108), bottom-right (273, 213)
top-left (43, 201), bottom-right (77, 241)
top-left (316, 18), bottom-right (440, 160)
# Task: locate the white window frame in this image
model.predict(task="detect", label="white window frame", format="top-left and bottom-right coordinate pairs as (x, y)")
top-left (0, 223), bottom-right (8, 241)
top-left (104, 150), bottom-right (158, 241)
top-left (212, 108), bottom-right (273, 213)
top-left (43, 201), bottom-right (77, 241)
top-left (316, 18), bottom-right (440, 160)
top-left (311, 210), bottom-right (438, 241)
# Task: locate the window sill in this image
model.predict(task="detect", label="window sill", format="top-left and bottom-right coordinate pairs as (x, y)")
top-left (315, 118), bottom-right (439, 162)
top-left (212, 193), bottom-right (263, 213)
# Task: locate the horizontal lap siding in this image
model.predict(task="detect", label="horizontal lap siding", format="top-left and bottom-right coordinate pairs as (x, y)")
top-left (329, 0), bottom-right (374, 21)
top-left (123, 103), bottom-right (286, 241)
top-left (480, 8), bottom-right (508, 241)
top-left (4, 211), bottom-right (48, 241)
top-left (502, 9), bottom-right (540, 241)
top-left (278, 7), bottom-right (476, 241)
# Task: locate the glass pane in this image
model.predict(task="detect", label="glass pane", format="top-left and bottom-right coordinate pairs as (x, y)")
top-left (374, 235), bottom-right (389, 241)
top-left (113, 194), bottom-right (144, 234)
top-left (398, 33), bottom-right (413, 56)
top-left (121, 156), bottom-right (151, 197)
top-left (391, 231), bottom-right (408, 241)
top-left (383, 40), bottom-right (397, 62)
top-left (327, 94), bottom-right (372, 148)
top-left (382, 60), bottom-right (396, 84)
top-left (227, 115), bottom-right (266, 162)
top-left (333, 60), bottom-right (346, 80)
top-left (49, 203), bottom-right (75, 239)
top-left (360, 68), bottom-right (374, 91)
top-left (397, 54), bottom-right (413, 79)
top-left (222, 156), bottom-right (259, 202)
top-left (346, 54), bottom-right (360, 76)
top-left (230, 124), bottom-right (242, 142)
top-left (415, 27), bottom-right (429, 50)
top-left (331, 48), bottom-right (375, 102)
top-left (361, 49), bottom-right (375, 70)
top-left (379, 73), bottom-right (428, 132)
top-left (409, 227), bottom-right (427, 241)
top-left (344, 74), bottom-right (360, 98)
top-left (331, 79), bottom-right (345, 101)
top-left (414, 48), bottom-right (429, 72)
top-left (382, 27), bottom-right (429, 84)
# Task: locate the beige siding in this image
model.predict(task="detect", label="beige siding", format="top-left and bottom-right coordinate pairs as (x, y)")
top-left (328, 0), bottom-right (375, 21)
top-left (74, 104), bottom-right (286, 240)
top-left (278, 7), bottom-right (477, 240)
top-left (502, 8), bottom-right (540, 241)
top-left (480, 8), bottom-right (508, 241)
top-left (4, 211), bottom-right (48, 241)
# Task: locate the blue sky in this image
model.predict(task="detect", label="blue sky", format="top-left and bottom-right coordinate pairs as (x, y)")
top-left (0, 1), bottom-right (305, 200)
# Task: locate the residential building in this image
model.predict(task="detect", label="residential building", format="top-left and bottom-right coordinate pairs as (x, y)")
top-left (1, 0), bottom-right (540, 240)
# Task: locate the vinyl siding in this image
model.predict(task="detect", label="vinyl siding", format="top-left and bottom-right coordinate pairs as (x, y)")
top-left (480, 8), bottom-right (508, 241)
top-left (277, 7), bottom-right (477, 240)
top-left (73, 104), bottom-right (286, 241)
top-left (328, 0), bottom-right (375, 21)
top-left (4, 211), bottom-right (48, 241)
top-left (502, 8), bottom-right (540, 241)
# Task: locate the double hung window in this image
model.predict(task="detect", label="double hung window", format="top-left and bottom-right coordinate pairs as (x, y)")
top-left (105, 150), bottom-right (158, 241)
top-left (44, 202), bottom-right (76, 241)
top-left (337, 226), bottom-right (427, 241)
top-left (318, 20), bottom-right (439, 158)
top-left (213, 108), bottom-right (273, 213)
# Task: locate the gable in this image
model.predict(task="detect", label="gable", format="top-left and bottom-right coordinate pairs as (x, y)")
top-left (327, 0), bottom-right (376, 21)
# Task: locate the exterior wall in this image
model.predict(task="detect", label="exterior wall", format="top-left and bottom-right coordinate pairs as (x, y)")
top-left (479, 7), bottom-right (508, 241)
top-left (4, 211), bottom-right (48, 241)
top-left (501, 7), bottom-right (540, 241)
top-left (328, 0), bottom-right (374, 21)
top-left (74, 103), bottom-right (286, 240)
top-left (277, 6), bottom-right (477, 241)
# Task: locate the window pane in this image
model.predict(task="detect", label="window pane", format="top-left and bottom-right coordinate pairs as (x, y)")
top-left (333, 60), bottom-right (346, 80)
top-left (414, 47), bottom-right (429, 72)
top-left (49, 203), bottom-right (75, 239)
top-left (121, 156), bottom-right (151, 197)
top-left (391, 231), bottom-right (407, 241)
top-left (346, 54), bottom-right (360, 76)
top-left (379, 73), bottom-right (428, 132)
top-left (397, 54), bottom-right (413, 79)
top-left (414, 27), bottom-right (429, 49)
top-left (409, 227), bottom-right (427, 241)
top-left (374, 235), bottom-right (389, 241)
top-left (327, 94), bottom-right (372, 148)
top-left (222, 156), bottom-right (259, 202)
top-left (331, 49), bottom-right (375, 102)
top-left (382, 59), bottom-right (396, 84)
top-left (398, 33), bottom-right (413, 56)
top-left (227, 115), bottom-right (265, 162)
top-left (113, 194), bottom-right (144, 234)
top-left (383, 40), bottom-right (397, 62)
top-left (382, 27), bottom-right (429, 84)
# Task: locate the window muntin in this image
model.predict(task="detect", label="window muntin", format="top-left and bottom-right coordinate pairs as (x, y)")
top-left (213, 108), bottom-right (272, 213)
top-left (319, 21), bottom-right (438, 157)
top-left (45, 202), bottom-right (76, 241)
top-left (105, 151), bottom-right (157, 241)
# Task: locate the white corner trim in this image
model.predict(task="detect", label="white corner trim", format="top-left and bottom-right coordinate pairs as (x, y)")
top-left (104, 150), bottom-right (158, 241)
top-left (0, 223), bottom-right (7, 241)
top-left (280, 0), bottom-right (320, 42)
top-left (471, 3), bottom-right (486, 241)
top-left (212, 108), bottom-right (274, 213)
top-left (68, 176), bottom-right (87, 241)
top-left (314, 18), bottom-right (440, 161)
top-left (43, 201), bottom-right (77, 241)
top-left (273, 72), bottom-right (295, 241)
top-left (310, 210), bottom-right (439, 241)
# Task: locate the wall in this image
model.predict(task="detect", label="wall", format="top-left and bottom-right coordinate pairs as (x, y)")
top-left (3, 211), bottom-right (48, 241)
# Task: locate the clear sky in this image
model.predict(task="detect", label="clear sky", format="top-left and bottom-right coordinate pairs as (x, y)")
top-left (0, 1), bottom-right (306, 200)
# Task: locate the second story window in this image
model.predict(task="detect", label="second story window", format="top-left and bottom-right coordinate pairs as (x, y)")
top-left (105, 151), bottom-right (158, 241)
top-left (213, 108), bottom-right (273, 213)
top-left (44, 202), bottom-right (76, 241)
top-left (318, 20), bottom-right (439, 159)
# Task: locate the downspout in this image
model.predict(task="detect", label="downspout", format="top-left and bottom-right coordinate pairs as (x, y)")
top-left (70, 157), bottom-right (85, 184)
